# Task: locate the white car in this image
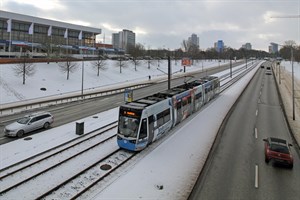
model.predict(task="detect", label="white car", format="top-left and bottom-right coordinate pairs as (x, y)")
top-left (265, 70), bottom-right (272, 75)
top-left (4, 112), bottom-right (54, 137)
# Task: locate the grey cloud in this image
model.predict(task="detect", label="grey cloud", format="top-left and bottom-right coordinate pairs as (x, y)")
top-left (2, 0), bottom-right (300, 51)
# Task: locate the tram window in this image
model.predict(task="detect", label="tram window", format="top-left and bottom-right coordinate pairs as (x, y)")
top-left (196, 92), bottom-right (202, 99)
top-left (139, 119), bottom-right (147, 139)
top-left (176, 102), bottom-right (182, 109)
top-left (163, 109), bottom-right (171, 122)
top-left (157, 108), bottom-right (170, 126)
top-left (157, 117), bottom-right (164, 127)
top-left (183, 99), bottom-right (187, 106)
top-left (149, 115), bottom-right (154, 124)
top-left (157, 112), bottom-right (164, 127)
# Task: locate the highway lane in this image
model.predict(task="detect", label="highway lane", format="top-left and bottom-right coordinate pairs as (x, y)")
top-left (189, 63), bottom-right (300, 199)
top-left (0, 61), bottom-right (244, 144)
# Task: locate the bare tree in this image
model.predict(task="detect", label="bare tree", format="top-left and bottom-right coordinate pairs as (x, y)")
top-left (284, 40), bottom-right (297, 47)
top-left (182, 39), bottom-right (191, 52)
top-left (115, 56), bottom-right (128, 73)
top-left (145, 58), bottom-right (155, 69)
top-left (128, 43), bottom-right (144, 71)
top-left (91, 54), bottom-right (107, 76)
top-left (58, 57), bottom-right (78, 80)
top-left (13, 51), bottom-right (36, 85)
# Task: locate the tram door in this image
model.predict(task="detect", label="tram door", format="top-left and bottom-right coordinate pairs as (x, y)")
top-left (176, 101), bottom-right (182, 125)
top-left (148, 115), bottom-right (155, 143)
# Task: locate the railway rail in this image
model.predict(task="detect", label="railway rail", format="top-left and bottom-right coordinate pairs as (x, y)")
top-left (39, 149), bottom-right (135, 200)
top-left (220, 62), bottom-right (259, 92)
top-left (0, 122), bottom-right (124, 199)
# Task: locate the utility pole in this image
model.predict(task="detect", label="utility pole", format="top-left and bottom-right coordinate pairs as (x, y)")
top-left (168, 56), bottom-right (171, 90)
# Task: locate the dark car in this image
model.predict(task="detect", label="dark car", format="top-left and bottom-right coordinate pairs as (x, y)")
top-left (263, 137), bottom-right (293, 168)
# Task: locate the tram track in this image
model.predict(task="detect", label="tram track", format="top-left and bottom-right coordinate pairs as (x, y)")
top-left (38, 149), bottom-right (135, 200)
top-left (0, 122), bottom-right (122, 199)
top-left (0, 121), bottom-right (118, 174)
top-left (220, 62), bottom-right (259, 93)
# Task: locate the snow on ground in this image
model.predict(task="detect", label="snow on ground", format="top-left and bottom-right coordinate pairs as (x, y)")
top-left (0, 59), bottom-right (228, 105)
top-left (0, 59), bottom-right (262, 199)
top-left (0, 108), bottom-right (118, 170)
top-left (280, 61), bottom-right (300, 80)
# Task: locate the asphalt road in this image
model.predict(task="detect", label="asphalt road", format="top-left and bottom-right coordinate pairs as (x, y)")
top-left (0, 61), bottom-right (244, 144)
top-left (188, 63), bottom-right (300, 199)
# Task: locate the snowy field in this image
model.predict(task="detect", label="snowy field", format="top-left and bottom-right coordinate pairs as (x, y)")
top-left (280, 60), bottom-right (300, 80)
top-left (0, 59), bottom-right (263, 199)
top-left (0, 59), bottom-right (228, 105)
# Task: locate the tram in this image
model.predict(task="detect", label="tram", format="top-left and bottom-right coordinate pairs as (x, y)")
top-left (117, 76), bottom-right (220, 151)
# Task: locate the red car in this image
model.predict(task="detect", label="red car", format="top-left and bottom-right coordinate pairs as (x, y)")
top-left (263, 137), bottom-right (293, 168)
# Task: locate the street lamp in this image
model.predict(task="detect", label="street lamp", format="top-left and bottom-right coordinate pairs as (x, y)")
top-left (291, 48), bottom-right (295, 120)
top-left (81, 56), bottom-right (84, 99)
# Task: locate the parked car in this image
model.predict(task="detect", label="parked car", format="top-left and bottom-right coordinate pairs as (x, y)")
top-left (263, 137), bottom-right (293, 168)
top-left (4, 112), bottom-right (54, 137)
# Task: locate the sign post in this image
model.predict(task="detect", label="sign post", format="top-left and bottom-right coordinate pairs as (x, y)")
top-left (124, 88), bottom-right (133, 102)
top-left (181, 57), bottom-right (192, 72)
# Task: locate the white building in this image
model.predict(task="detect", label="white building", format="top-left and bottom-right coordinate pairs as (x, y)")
top-left (0, 10), bottom-right (101, 57)
top-left (242, 43), bottom-right (252, 50)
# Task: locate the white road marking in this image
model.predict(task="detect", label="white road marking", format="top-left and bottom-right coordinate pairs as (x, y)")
top-left (256, 109), bottom-right (258, 116)
top-left (255, 128), bottom-right (258, 139)
top-left (255, 165), bottom-right (259, 188)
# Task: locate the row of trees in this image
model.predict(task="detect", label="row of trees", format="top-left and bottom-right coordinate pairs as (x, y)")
top-left (277, 40), bottom-right (300, 62)
top-left (13, 52), bottom-right (108, 84)
top-left (13, 40), bottom-right (298, 85)
top-left (127, 42), bottom-right (271, 62)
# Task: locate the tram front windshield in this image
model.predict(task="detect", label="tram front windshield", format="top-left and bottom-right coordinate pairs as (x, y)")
top-left (118, 116), bottom-right (140, 138)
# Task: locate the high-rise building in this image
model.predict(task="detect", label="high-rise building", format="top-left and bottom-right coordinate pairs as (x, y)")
top-left (269, 43), bottom-right (278, 53)
top-left (112, 29), bottom-right (135, 53)
top-left (214, 40), bottom-right (224, 52)
top-left (112, 33), bottom-right (120, 49)
top-left (242, 43), bottom-right (252, 50)
top-left (188, 33), bottom-right (199, 48)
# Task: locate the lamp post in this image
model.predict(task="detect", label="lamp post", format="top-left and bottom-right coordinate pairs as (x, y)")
top-left (291, 48), bottom-right (295, 120)
top-left (81, 56), bottom-right (84, 99)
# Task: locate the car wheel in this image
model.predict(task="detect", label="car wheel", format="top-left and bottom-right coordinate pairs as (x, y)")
top-left (43, 122), bottom-right (50, 129)
top-left (265, 156), bottom-right (269, 163)
top-left (17, 130), bottom-right (24, 137)
top-left (289, 163), bottom-right (293, 169)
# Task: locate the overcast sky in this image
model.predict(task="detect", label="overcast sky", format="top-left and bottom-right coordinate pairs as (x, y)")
top-left (1, 0), bottom-right (299, 51)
